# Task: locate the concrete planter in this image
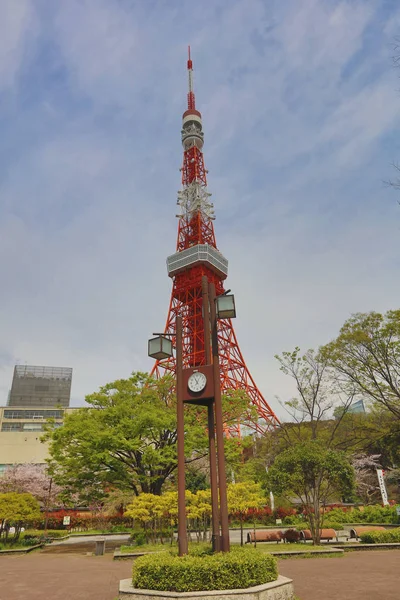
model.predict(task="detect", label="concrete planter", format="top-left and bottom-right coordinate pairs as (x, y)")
top-left (118, 575), bottom-right (294, 600)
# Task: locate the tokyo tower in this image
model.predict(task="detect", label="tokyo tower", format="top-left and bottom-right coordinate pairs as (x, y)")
top-left (151, 48), bottom-right (279, 433)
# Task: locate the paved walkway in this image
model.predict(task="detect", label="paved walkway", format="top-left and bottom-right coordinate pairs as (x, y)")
top-left (0, 549), bottom-right (399, 600)
top-left (0, 553), bottom-right (131, 600)
top-left (278, 550), bottom-right (400, 600)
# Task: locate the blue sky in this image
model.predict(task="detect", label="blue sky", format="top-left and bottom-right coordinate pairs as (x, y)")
top-left (0, 0), bottom-right (400, 419)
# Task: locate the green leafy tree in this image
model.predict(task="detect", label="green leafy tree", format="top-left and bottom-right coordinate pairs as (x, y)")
top-left (227, 482), bottom-right (265, 546)
top-left (46, 373), bottom-right (251, 502)
top-left (185, 467), bottom-right (208, 493)
top-left (45, 373), bottom-right (208, 500)
top-left (274, 347), bottom-right (354, 448)
top-left (266, 441), bottom-right (355, 544)
top-left (322, 310), bottom-right (400, 419)
top-left (0, 492), bottom-right (41, 541)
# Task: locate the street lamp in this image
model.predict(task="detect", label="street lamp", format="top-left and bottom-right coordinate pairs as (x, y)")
top-left (148, 336), bottom-right (173, 360)
top-left (148, 324), bottom-right (188, 557)
top-left (216, 294), bottom-right (236, 319)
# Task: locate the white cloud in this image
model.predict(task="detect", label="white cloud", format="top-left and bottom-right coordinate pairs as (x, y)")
top-left (0, 0), bottom-right (399, 423)
top-left (0, 0), bottom-right (37, 91)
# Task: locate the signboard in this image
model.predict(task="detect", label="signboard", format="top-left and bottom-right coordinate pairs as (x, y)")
top-left (376, 469), bottom-right (389, 506)
top-left (63, 516), bottom-right (71, 526)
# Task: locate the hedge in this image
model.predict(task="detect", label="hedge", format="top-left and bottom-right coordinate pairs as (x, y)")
top-left (132, 546), bottom-right (278, 592)
top-left (359, 528), bottom-right (400, 544)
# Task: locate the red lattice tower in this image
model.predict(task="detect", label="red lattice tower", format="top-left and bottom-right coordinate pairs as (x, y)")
top-left (151, 48), bottom-right (279, 433)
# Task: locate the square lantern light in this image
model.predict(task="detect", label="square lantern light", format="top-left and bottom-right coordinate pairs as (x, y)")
top-left (216, 294), bottom-right (236, 319)
top-left (148, 335), bottom-right (173, 360)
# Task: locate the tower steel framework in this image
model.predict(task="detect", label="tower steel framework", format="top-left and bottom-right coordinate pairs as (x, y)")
top-left (151, 48), bottom-right (279, 434)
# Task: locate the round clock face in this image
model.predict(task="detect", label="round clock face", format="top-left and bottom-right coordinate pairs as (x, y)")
top-left (188, 372), bottom-right (207, 393)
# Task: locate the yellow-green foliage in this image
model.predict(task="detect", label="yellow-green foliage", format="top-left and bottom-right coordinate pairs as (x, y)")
top-left (0, 492), bottom-right (40, 523)
top-left (0, 493), bottom-right (41, 540)
top-left (125, 493), bottom-right (165, 525)
top-left (359, 528), bottom-right (400, 544)
top-left (227, 482), bottom-right (265, 516)
top-left (132, 546), bottom-right (278, 592)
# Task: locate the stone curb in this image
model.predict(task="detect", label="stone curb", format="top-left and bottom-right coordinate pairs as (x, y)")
top-left (0, 544), bottom-right (44, 555)
top-left (114, 551), bottom-right (157, 560)
top-left (118, 575), bottom-right (294, 600)
top-left (269, 547), bottom-right (344, 557)
top-left (340, 542), bottom-right (400, 552)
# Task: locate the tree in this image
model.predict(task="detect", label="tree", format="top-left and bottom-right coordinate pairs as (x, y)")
top-left (125, 493), bottom-right (165, 543)
top-left (274, 347), bottom-right (355, 448)
top-left (46, 372), bottom-right (250, 501)
top-left (266, 441), bottom-right (355, 544)
top-left (227, 482), bottom-right (265, 546)
top-left (45, 373), bottom-right (209, 500)
top-left (0, 493), bottom-right (41, 541)
top-left (322, 310), bottom-right (400, 419)
top-left (0, 464), bottom-right (62, 508)
top-left (352, 454), bottom-right (383, 504)
top-left (185, 466), bottom-right (208, 493)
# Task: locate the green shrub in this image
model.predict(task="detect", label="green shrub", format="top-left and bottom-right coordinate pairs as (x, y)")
top-left (323, 505), bottom-right (399, 525)
top-left (321, 522), bottom-right (343, 531)
top-left (21, 533), bottom-right (52, 546)
top-left (359, 528), bottom-right (400, 544)
top-left (23, 530), bottom-right (65, 539)
top-left (283, 529), bottom-right (301, 543)
top-left (132, 546), bottom-right (278, 592)
top-left (128, 531), bottom-right (147, 546)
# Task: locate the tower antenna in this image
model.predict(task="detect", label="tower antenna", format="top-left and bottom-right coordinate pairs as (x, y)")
top-left (187, 45), bottom-right (195, 110)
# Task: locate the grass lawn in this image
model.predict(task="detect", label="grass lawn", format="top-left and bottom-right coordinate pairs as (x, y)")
top-left (0, 541), bottom-right (29, 550)
top-left (120, 543), bottom-right (170, 553)
top-left (23, 529), bottom-right (66, 538)
top-left (119, 541), bottom-right (339, 554)
top-left (69, 529), bottom-right (130, 536)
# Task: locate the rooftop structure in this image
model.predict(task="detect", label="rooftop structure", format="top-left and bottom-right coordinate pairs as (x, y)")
top-left (8, 365), bottom-right (72, 408)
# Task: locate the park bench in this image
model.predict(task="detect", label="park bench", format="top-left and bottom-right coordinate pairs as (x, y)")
top-left (246, 530), bottom-right (283, 544)
top-left (300, 528), bottom-right (338, 543)
top-left (347, 526), bottom-right (386, 541)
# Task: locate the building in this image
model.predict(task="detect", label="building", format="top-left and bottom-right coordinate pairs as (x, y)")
top-left (348, 399), bottom-right (366, 414)
top-left (8, 365), bottom-right (72, 408)
top-left (0, 406), bottom-right (76, 473)
top-left (0, 365), bottom-right (74, 473)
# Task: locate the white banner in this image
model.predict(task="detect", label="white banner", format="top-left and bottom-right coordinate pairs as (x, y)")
top-left (376, 469), bottom-right (389, 506)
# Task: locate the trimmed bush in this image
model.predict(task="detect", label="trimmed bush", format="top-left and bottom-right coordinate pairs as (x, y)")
top-left (132, 546), bottom-right (278, 592)
top-left (283, 528), bottom-right (301, 543)
top-left (359, 528), bottom-right (400, 544)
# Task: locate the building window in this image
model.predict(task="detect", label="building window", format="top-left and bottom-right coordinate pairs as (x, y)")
top-left (3, 409), bottom-right (64, 420)
top-left (1, 423), bottom-right (23, 432)
top-left (22, 423), bottom-right (43, 431)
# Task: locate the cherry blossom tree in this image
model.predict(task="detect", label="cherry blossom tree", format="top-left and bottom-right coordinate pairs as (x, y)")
top-left (0, 464), bottom-right (62, 510)
top-left (352, 454), bottom-right (382, 504)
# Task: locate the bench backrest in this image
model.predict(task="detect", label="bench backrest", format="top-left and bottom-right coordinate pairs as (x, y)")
top-left (247, 530), bottom-right (283, 543)
top-left (300, 528), bottom-right (337, 540)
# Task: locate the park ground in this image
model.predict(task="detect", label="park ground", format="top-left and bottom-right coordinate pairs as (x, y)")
top-left (0, 549), bottom-right (399, 600)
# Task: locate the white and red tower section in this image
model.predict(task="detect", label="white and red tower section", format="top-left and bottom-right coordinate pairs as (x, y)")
top-left (151, 48), bottom-right (279, 433)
